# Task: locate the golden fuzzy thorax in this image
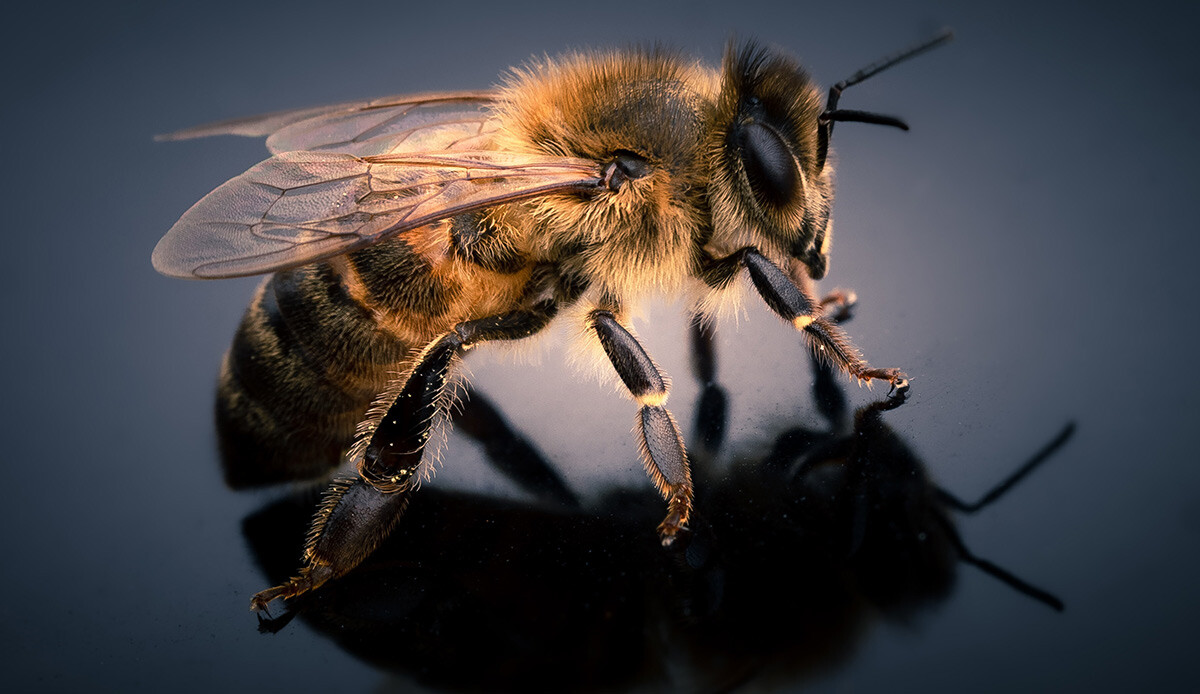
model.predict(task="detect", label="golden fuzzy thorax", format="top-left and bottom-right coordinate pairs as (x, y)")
top-left (493, 46), bottom-right (835, 309)
top-left (494, 51), bottom-right (719, 303)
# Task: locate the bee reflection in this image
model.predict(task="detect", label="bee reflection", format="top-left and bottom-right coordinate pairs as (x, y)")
top-left (241, 355), bottom-right (1069, 693)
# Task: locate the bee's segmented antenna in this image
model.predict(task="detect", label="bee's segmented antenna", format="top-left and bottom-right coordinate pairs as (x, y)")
top-left (825, 29), bottom-right (955, 112)
top-left (821, 109), bottom-right (909, 131)
top-left (817, 28), bottom-right (954, 168)
top-left (935, 422), bottom-right (1076, 612)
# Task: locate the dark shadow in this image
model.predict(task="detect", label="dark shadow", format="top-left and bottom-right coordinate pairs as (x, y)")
top-left (240, 356), bottom-right (1071, 693)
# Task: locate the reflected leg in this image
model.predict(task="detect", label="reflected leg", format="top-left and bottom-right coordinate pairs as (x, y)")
top-left (455, 387), bottom-right (580, 509)
top-left (688, 317), bottom-right (728, 454)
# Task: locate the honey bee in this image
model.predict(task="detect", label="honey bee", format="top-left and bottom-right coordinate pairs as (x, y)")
top-left (154, 32), bottom-right (952, 611)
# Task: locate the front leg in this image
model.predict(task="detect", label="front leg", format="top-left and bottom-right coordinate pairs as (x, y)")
top-left (710, 247), bottom-right (909, 394)
top-left (250, 300), bottom-right (558, 611)
top-left (589, 309), bottom-right (693, 545)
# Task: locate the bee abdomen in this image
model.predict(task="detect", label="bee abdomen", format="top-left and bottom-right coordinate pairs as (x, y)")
top-left (217, 263), bottom-right (411, 488)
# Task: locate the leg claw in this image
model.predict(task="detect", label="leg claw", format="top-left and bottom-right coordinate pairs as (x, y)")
top-left (249, 564), bottom-right (333, 612)
top-left (860, 367), bottom-right (910, 401)
top-left (657, 511), bottom-right (689, 547)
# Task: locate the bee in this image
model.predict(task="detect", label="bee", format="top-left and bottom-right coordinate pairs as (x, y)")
top-left (154, 32), bottom-right (953, 610)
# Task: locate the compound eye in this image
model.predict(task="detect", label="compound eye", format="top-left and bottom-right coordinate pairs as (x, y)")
top-left (734, 121), bottom-right (801, 208)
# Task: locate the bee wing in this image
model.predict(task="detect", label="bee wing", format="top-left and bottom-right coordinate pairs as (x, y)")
top-left (157, 91), bottom-right (498, 157)
top-left (152, 150), bottom-right (602, 279)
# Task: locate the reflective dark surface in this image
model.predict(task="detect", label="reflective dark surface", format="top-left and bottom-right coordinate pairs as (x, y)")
top-left (3, 1), bottom-right (1197, 692)
top-left (242, 366), bottom-right (1069, 693)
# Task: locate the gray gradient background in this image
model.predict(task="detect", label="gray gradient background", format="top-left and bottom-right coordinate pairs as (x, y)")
top-left (2, 0), bottom-right (1197, 691)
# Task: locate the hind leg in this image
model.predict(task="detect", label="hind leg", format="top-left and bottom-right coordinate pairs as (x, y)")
top-left (251, 302), bottom-right (558, 610)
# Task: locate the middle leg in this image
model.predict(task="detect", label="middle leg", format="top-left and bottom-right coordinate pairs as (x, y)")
top-left (590, 309), bottom-right (693, 545)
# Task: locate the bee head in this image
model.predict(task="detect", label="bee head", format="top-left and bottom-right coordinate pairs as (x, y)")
top-left (710, 33), bottom-right (950, 280)
top-left (709, 42), bottom-right (834, 278)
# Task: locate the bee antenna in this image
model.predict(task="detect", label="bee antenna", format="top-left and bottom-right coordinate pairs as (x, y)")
top-left (936, 422), bottom-right (1076, 514)
top-left (960, 549), bottom-right (1066, 612)
top-left (826, 28), bottom-right (954, 111)
top-left (821, 109), bottom-right (909, 131)
top-left (928, 421), bottom-right (1074, 611)
top-left (937, 515), bottom-right (1066, 612)
top-left (818, 28), bottom-right (954, 167)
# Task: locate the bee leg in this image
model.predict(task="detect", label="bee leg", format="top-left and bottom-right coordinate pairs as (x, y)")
top-left (249, 333), bottom-right (460, 611)
top-left (251, 302), bottom-right (559, 611)
top-left (590, 310), bottom-right (693, 545)
top-left (249, 475), bottom-right (411, 612)
top-left (740, 248), bottom-right (909, 398)
top-left (786, 262), bottom-right (856, 426)
top-left (688, 316), bottom-right (728, 454)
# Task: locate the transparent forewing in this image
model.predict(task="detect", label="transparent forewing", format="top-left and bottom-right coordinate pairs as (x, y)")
top-left (152, 150), bottom-right (602, 279)
top-left (157, 91), bottom-right (497, 157)
top-left (268, 95), bottom-right (500, 157)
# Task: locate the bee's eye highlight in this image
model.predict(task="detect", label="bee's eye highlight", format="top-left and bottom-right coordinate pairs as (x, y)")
top-left (733, 121), bottom-right (800, 208)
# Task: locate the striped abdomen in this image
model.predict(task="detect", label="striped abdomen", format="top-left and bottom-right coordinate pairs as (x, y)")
top-left (217, 218), bottom-right (534, 488)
